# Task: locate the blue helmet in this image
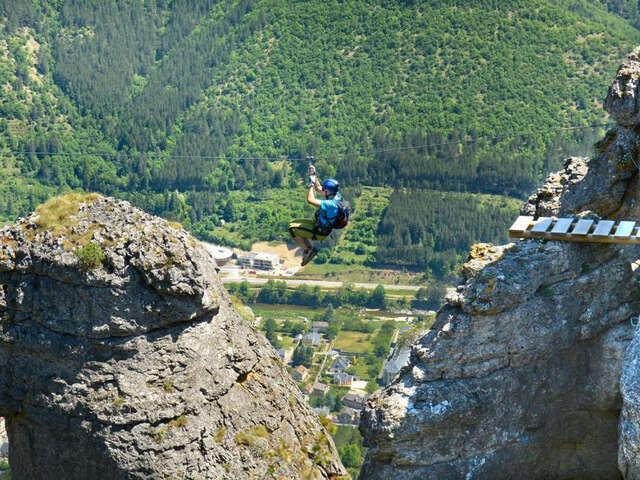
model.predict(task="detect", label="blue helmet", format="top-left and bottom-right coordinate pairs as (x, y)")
top-left (322, 178), bottom-right (340, 195)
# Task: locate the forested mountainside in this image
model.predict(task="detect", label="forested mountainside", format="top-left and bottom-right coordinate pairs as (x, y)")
top-left (0, 0), bottom-right (638, 277)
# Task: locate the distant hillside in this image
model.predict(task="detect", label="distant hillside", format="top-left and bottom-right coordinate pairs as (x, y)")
top-left (0, 0), bottom-right (637, 276)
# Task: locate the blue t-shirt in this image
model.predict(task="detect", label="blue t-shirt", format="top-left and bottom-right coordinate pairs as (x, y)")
top-left (317, 193), bottom-right (343, 227)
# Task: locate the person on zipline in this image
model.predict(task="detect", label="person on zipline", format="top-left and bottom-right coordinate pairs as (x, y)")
top-left (288, 165), bottom-right (347, 266)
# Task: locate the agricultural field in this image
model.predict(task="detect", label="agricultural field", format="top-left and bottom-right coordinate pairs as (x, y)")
top-left (295, 262), bottom-right (424, 285)
top-left (334, 330), bottom-right (375, 355)
top-left (252, 303), bottom-right (317, 320)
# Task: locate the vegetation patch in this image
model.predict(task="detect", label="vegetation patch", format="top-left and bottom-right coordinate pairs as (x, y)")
top-left (152, 428), bottom-right (167, 444)
top-left (235, 424), bottom-right (270, 447)
top-left (332, 425), bottom-right (366, 478)
top-left (74, 241), bottom-right (106, 270)
top-left (214, 427), bottom-right (226, 443)
top-left (334, 330), bottom-right (373, 355)
top-left (168, 415), bottom-right (188, 429)
top-left (267, 439), bottom-right (294, 463)
top-left (162, 380), bottom-right (174, 392)
top-left (34, 193), bottom-right (100, 235)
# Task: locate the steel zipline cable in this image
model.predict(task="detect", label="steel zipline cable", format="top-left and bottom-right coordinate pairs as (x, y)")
top-left (0, 121), bottom-right (614, 164)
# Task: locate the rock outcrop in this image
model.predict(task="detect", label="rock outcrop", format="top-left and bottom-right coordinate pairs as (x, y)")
top-left (359, 48), bottom-right (640, 479)
top-left (0, 194), bottom-right (344, 479)
top-left (620, 328), bottom-right (640, 479)
top-left (0, 418), bottom-right (7, 460)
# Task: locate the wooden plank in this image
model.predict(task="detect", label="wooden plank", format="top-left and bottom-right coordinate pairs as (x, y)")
top-left (508, 216), bottom-right (534, 235)
top-left (570, 219), bottom-right (594, 235)
top-left (593, 220), bottom-right (615, 237)
top-left (530, 217), bottom-right (553, 233)
top-left (615, 221), bottom-right (636, 238)
top-left (550, 218), bottom-right (574, 234)
top-left (507, 215), bottom-right (640, 244)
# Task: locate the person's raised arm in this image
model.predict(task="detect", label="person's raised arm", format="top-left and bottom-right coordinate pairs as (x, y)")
top-left (307, 184), bottom-right (322, 207)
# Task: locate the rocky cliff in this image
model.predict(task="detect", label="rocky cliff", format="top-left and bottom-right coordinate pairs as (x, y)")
top-left (359, 48), bottom-right (640, 479)
top-left (0, 418), bottom-right (7, 459)
top-left (0, 194), bottom-right (344, 479)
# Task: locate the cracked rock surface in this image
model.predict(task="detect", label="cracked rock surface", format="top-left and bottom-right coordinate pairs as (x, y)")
top-left (359, 48), bottom-right (640, 479)
top-left (0, 196), bottom-right (344, 479)
top-left (0, 418), bottom-right (7, 459)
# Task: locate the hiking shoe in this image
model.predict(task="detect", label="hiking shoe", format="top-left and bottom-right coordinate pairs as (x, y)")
top-left (301, 248), bottom-right (318, 266)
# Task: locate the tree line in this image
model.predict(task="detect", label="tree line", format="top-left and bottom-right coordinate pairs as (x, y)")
top-left (227, 280), bottom-right (389, 310)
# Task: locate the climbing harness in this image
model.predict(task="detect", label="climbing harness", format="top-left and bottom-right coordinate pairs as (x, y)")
top-left (302, 158), bottom-right (350, 232)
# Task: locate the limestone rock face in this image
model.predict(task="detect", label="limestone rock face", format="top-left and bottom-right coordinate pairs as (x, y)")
top-left (0, 196), bottom-right (344, 480)
top-left (605, 47), bottom-right (640, 127)
top-left (0, 418), bottom-right (7, 459)
top-left (620, 327), bottom-right (640, 479)
top-left (359, 50), bottom-right (640, 479)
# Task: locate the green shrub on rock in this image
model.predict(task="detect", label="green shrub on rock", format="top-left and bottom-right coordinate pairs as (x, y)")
top-left (75, 242), bottom-right (106, 270)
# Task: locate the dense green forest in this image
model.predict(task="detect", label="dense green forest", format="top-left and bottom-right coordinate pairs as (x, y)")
top-left (0, 0), bottom-right (637, 276)
top-left (376, 190), bottom-right (520, 277)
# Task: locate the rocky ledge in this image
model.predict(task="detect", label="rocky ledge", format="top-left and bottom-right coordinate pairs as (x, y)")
top-left (0, 418), bottom-right (7, 460)
top-left (359, 48), bottom-right (640, 479)
top-left (0, 194), bottom-right (344, 479)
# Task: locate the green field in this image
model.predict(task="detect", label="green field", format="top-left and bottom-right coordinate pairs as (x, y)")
top-left (348, 356), bottom-right (378, 381)
top-left (334, 330), bottom-right (373, 354)
top-left (278, 335), bottom-right (296, 350)
top-left (297, 263), bottom-right (424, 285)
top-left (252, 303), bottom-right (315, 319)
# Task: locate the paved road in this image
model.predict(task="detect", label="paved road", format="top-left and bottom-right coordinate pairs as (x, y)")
top-left (221, 275), bottom-right (422, 291)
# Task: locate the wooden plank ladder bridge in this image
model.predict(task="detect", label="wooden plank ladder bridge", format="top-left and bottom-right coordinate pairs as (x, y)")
top-left (509, 216), bottom-right (640, 244)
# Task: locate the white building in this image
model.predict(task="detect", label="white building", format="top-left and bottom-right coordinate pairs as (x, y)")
top-left (238, 252), bottom-right (258, 268)
top-left (238, 252), bottom-right (280, 270)
top-left (203, 243), bottom-right (233, 266)
top-left (253, 252), bottom-right (279, 270)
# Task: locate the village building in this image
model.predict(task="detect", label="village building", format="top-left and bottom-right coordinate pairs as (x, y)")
top-left (382, 347), bottom-right (411, 385)
top-left (237, 252), bottom-right (280, 270)
top-left (302, 331), bottom-right (321, 347)
top-left (333, 372), bottom-right (353, 386)
top-left (310, 321), bottom-right (329, 331)
top-left (329, 355), bottom-right (351, 374)
top-left (203, 244), bottom-right (233, 266)
top-left (311, 382), bottom-right (330, 397)
top-left (342, 390), bottom-right (368, 410)
top-left (291, 365), bottom-right (309, 382)
top-left (277, 347), bottom-right (295, 365)
top-left (253, 252), bottom-right (280, 270)
top-left (237, 252), bottom-right (257, 268)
